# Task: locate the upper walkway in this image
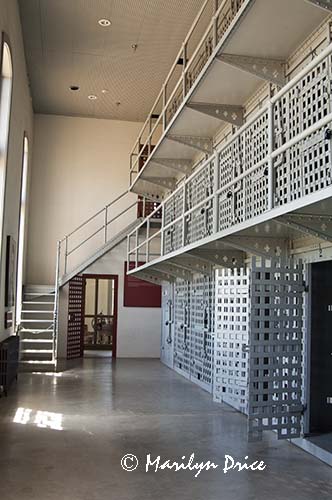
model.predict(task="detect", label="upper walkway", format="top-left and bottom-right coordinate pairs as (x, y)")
top-left (127, 0), bottom-right (332, 279)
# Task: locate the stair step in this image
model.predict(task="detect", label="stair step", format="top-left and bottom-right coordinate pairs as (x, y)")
top-left (24, 293), bottom-right (54, 297)
top-left (22, 310), bottom-right (53, 314)
top-left (20, 328), bottom-right (54, 333)
top-left (23, 301), bottom-right (54, 305)
top-left (20, 339), bottom-right (53, 343)
top-left (21, 349), bottom-right (53, 354)
top-left (21, 319), bottom-right (53, 323)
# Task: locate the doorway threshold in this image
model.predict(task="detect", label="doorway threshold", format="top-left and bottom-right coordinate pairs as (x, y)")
top-left (291, 436), bottom-right (332, 467)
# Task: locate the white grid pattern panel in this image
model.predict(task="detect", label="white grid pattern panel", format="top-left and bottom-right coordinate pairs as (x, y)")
top-left (274, 53), bottom-right (332, 206)
top-left (186, 160), bottom-right (215, 209)
top-left (174, 279), bottom-right (191, 379)
top-left (164, 221), bottom-right (183, 254)
top-left (248, 258), bottom-right (305, 441)
top-left (190, 273), bottom-right (215, 392)
top-left (185, 200), bottom-right (214, 245)
top-left (160, 283), bottom-right (174, 369)
top-left (164, 188), bottom-right (184, 225)
top-left (213, 268), bottom-right (249, 414)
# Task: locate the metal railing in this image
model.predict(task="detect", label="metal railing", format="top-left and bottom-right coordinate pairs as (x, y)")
top-left (128, 43), bottom-right (332, 271)
top-left (52, 191), bottom-right (163, 361)
top-left (56, 191), bottom-right (161, 280)
top-left (129, 0), bottom-right (247, 186)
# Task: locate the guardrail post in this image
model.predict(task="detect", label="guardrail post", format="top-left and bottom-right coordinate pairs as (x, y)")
top-left (127, 234), bottom-right (130, 265)
top-left (182, 184), bottom-right (187, 247)
top-left (267, 102), bottom-right (274, 211)
top-left (146, 218), bottom-right (150, 263)
top-left (182, 43), bottom-right (187, 97)
top-left (163, 84), bottom-right (167, 131)
top-left (213, 0), bottom-right (219, 47)
top-left (213, 151), bottom-right (219, 233)
top-left (64, 236), bottom-right (68, 275)
top-left (135, 228), bottom-right (139, 268)
top-left (143, 197), bottom-right (146, 218)
top-left (53, 240), bottom-right (61, 366)
top-left (160, 204), bottom-right (165, 257)
top-left (104, 206), bottom-right (108, 243)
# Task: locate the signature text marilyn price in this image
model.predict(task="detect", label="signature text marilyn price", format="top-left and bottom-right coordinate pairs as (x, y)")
top-left (121, 453), bottom-right (267, 478)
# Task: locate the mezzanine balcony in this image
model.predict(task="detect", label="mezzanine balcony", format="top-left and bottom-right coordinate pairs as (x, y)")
top-left (127, 41), bottom-right (332, 283)
top-left (128, 0), bottom-right (328, 205)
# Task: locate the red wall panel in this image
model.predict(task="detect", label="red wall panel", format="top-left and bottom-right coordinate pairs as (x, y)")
top-left (124, 262), bottom-right (161, 308)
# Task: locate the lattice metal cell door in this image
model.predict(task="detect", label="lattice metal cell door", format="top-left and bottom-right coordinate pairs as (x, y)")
top-left (173, 279), bottom-right (191, 379)
top-left (67, 276), bottom-right (85, 360)
top-left (248, 257), bottom-right (305, 441)
top-left (189, 273), bottom-right (215, 393)
top-left (213, 268), bottom-right (250, 414)
top-left (160, 282), bottom-right (174, 369)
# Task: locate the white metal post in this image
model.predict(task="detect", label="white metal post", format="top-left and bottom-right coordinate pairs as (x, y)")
top-left (142, 197), bottom-right (146, 218)
top-left (161, 204), bottom-right (165, 257)
top-left (267, 102), bottom-right (274, 210)
top-left (182, 43), bottom-right (187, 97)
top-left (104, 206), bottom-right (108, 243)
top-left (135, 228), bottom-right (139, 268)
top-left (162, 84), bottom-right (167, 131)
top-left (53, 240), bottom-right (61, 367)
top-left (213, 0), bottom-right (218, 47)
top-left (213, 151), bottom-right (219, 233)
top-left (64, 236), bottom-right (68, 275)
top-left (182, 185), bottom-right (187, 247)
top-left (146, 218), bottom-right (150, 263)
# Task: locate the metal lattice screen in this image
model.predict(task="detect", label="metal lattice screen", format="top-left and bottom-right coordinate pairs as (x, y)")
top-left (248, 258), bottom-right (305, 441)
top-left (160, 283), bottom-right (174, 369)
top-left (190, 273), bottom-right (215, 392)
top-left (172, 272), bottom-right (215, 392)
top-left (174, 279), bottom-right (191, 379)
top-left (274, 54), bottom-right (332, 206)
top-left (67, 276), bottom-right (85, 360)
top-left (214, 267), bottom-right (249, 414)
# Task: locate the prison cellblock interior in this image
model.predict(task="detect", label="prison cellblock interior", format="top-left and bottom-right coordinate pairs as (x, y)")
top-left (161, 258), bottom-right (307, 441)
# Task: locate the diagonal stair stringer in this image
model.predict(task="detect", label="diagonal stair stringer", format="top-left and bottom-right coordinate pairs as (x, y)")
top-left (59, 218), bottom-right (144, 287)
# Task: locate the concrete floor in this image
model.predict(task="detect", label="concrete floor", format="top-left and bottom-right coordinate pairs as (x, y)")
top-left (0, 358), bottom-right (332, 500)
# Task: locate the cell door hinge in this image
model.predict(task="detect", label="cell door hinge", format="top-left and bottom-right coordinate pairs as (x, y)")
top-left (301, 404), bottom-right (307, 415)
top-left (303, 283), bottom-right (309, 293)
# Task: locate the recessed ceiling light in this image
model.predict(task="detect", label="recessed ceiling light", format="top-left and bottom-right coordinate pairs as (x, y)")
top-left (88, 94), bottom-right (98, 100)
top-left (69, 85), bottom-right (80, 91)
top-left (98, 19), bottom-right (111, 27)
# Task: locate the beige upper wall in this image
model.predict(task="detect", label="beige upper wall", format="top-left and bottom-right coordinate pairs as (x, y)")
top-left (27, 114), bottom-right (143, 285)
top-left (0, 0), bottom-right (34, 342)
top-left (28, 114), bottom-right (162, 359)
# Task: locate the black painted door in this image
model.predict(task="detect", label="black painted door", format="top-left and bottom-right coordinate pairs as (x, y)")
top-left (310, 261), bottom-right (332, 434)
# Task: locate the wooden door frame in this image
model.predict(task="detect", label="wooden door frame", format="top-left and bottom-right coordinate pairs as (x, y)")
top-left (82, 274), bottom-right (118, 358)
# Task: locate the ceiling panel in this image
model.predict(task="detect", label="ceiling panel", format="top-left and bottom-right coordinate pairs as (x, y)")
top-left (19, 0), bottom-right (206, 121)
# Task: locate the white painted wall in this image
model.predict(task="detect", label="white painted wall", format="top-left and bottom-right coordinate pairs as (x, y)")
top-left (84, 241), bottom-right (161, 358)
top-left (27, 114), bottom-right (144, 285)
top-left (0, 0), bottom-right (34, 342)
top-left (27, 114), bottom-right (161, 358)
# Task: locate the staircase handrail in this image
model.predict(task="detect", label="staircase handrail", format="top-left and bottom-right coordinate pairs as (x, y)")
top-left (61, 189), bottom-right (130, 242)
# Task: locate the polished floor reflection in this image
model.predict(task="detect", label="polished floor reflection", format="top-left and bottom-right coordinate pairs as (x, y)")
top-left (0, 358), bottom-right (332, 500)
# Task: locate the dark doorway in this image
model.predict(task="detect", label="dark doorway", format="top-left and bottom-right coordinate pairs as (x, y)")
top-left (83, 274), bottom-right (118, 359)
top-left (309, 261), bottom-right (332, 435)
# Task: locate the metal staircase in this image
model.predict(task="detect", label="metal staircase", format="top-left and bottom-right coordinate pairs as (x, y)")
top-left (19, 286), bottom-right (55, 371)
top-left (18, 192), bottom-right (160, 371)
